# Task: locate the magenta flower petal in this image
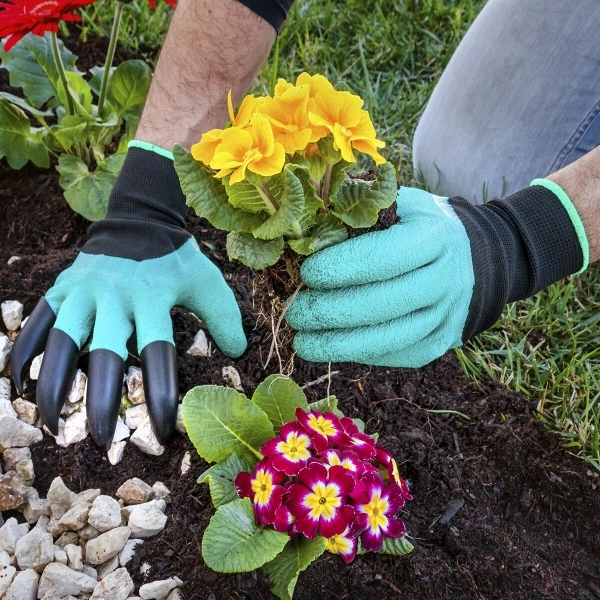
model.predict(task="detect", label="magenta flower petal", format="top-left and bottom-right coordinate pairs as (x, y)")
top-left (319, 505), bottom-right (350, 538)
top-left (297, 461), bottom-right (328, 489)
top-left (384, 517), bottom-right (406, 539)
top-left (360, 523), bottom-right (384, 552)
top-left (296, 407), bottom-right (349, 449)
top-left (273, 502), bottom-right (296, 534)
top-left (261, 423), bottom-right (313, 476)
top-left (234, 471), bottom-right (253, 499)
top-left (387, 458), bottom-right (413, 501)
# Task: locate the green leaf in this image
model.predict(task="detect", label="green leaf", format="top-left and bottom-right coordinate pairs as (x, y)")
top-left (182, 385), bottom-right (274, 463)
top-left (117, 115), bottom-right (140, 154)
top-left (251, 375), bottom-right (308, 431)
top-left (292, 165), bottom-right (324, 234)
top-left (0, 99), bottom-right (49, 169)
top-left (0, 32), bottom-right (79, 108)
top-left (252, 166), bottom-right (306, 240)
top-left (174, 144), bottom-right (265, 233)
top-left (57, 71), bottom-right (93, 116)
top-left (56, 155), bottom-right (115, 221)
top-left (50, 114), bottom-right (91, 149)
top-left (327, 160), bottom-right (352, 203)
top-left (225, 179), bottom-right (275, 214)
top-left (0, 92), bottom-right (53, 117)
top-left (226, 232), bottom-right (284, 270)
top-left (352, 418), bottom-right (366, 432)
top-left (307, 396), bottom-right (343, 417)
top-left (104, 152), bottom-right (126, 174)
top-left (197, 452), bottom-right (253, 507)
top-left (202, 498), bottom-right (289, 573)
top-left (331, 162), bottom-right (397, 228)
top-left (379, 536), bottom-right (414, 556)
top-left (288, 214), bottom-right (347, 256)
top-left (263, 536), bottom-right (326, 600)
top-left (107, 60), bottom-right (152, 118)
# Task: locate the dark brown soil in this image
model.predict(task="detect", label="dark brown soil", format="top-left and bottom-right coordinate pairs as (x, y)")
top-left (2, 41), bottom-right (600, 600)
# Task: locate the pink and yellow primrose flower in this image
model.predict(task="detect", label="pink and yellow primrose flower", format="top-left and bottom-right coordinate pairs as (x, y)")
top-left (234, 458), bottom-right (286, 526)
top-left (273, 499), bottom-right (298, 536)
top-left (323, 522), bottom-right (365, 564)
top-left (295, 407), bottom-right (350, 452)
top-left (261, 422), bottom-right (313, 476)
top-left (287, 462), bottom-right (355, 539)
top-left (318, 448), bottom-right (370, 502)
top-left (339, 416), bottom-right (377, 460)
top-left (355, 472), bottom-right (406, 552)
top-left (375, 446), bottom-right (413, 501)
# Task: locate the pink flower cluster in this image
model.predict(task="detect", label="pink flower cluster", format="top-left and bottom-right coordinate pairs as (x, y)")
top-left (235, 408), bottom-right (412, 563)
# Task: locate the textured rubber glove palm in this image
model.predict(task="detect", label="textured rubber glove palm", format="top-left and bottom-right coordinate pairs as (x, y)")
top-left (11, 146), bottom-right (247, 448)
top-left (286, 183), bottom-right (586, 367)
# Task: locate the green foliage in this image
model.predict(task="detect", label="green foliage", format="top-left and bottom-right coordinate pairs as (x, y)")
top-left (263, 537), bottom-right (326, 600)
top-left (106, 60), bottom-right (152, 118)
top-left (181, 385), bottom-right (274, 463)
top-left (202, 498), bottom-right (289, 573)
top-left (307, 395), bottom-right (343, 417)
top-left (226, 233), bottom-right (284, 270)
top-left (380, 536), bottom-right (414, 556)
top-left (251, 374), bottom-right (308, 431)
top-left (197, 452), bottom-right (253, 507)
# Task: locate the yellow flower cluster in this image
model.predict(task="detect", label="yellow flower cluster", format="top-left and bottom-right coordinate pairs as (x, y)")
top-left (191, 72), bottom-right (385, 185)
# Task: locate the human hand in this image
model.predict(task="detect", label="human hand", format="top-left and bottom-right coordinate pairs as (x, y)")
top-left (286, 183), bottom-right (587, 367)
top-left (11, 145), bottom-right (247, 448)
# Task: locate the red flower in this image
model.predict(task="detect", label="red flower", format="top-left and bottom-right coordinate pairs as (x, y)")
top-left (147, 0), bottom-right (175, 9)
top-left (0, 0), bottom-right (96, 51)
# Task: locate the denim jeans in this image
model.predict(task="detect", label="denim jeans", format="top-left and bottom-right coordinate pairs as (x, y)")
top-left (412, 0), bottom-right (600, 205)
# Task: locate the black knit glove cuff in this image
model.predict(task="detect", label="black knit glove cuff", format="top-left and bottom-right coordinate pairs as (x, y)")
top-left (449, 184), bottom-right (586, 341)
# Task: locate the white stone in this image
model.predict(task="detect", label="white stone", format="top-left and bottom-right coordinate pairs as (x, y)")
top-left (139, 562), bottom-right (151, 576)
top-left (0, 566), bottom-right (17, 596)
top-left (126, 367), bottom-right (145, 406)
top-left (139, 577), bottom-right (183, 600)
top-left (0, 335), bottom-right (11, 374)
top-left (186, 330), bottom-right (210, 357)
top-left (4, 568), bottom-right (38, 600)
top-left (120, 499), bottom-right (165, 520)
top-left (180, 452), bottom-right (191, 475)
top-left (0, 398), bottom-right (17, 419)
top-left (0, 415), bottom-right (42, 450)
top-left (29, 353), bottom-right (43, 381)
top-left (82, 564), bottom-right (97, 580)
top-left (23, 488), bottom-right (50, 524)
top-left (64, 544), bottom-right (83, 571)
top-left (72, 488), bottom-right (101, 509)
top-left (85, 527), bottom-right (131, 565)
top-left (130, 418), bottom-right (164, 456)
top-left (20, 315), bottom-right (28, 328)
top-left (7, 256), bottom-right (20, 266)
top-left (88, 496), bottom-right (122, 532)
top-left (63, 408), bottom-right (89, 446)
top-left (37, 563), bottom-right (98, 598)
top-left (0, 471), bottom-right (28, 510)
top-left (16, 459), bottom-right (34, 485)
top-left (97, 555), bottom-right (119, 580)
top-left (0, 377), bottom-right (10, 403)
top-left (112, 417), bottom-right (130, 444)
top-left (222, 366), bottom-right (243, 391)
top-left (12, 398), bottom-right (37, 425)
top-left (116, 479), bottom-right (153, 506)
top-left (68, 370), bottom-right (87, 404)
top-left (124, 405), bottom-right (148, 430)
top-left (118, 539), bottom-right (143, 568)
top-left (58, 503), bottom-right (90, 531)
top-left (175, 406), bottom-right (185, 435)
top-left (166, 590), bottom-right (182, 600)
top-left (17, 523), bottom-right (30, 536)
top-left (54, 531), bottom-right (79, 549)
top-left (78, 524), bottom-right (100, 542)
top-left (3, 447), bottom-right (31, 470)
top-left (15, 517), bottom-right (54, 572)
top-left (54, 544), bottom-right (68, 564)
top-left (47, 476), bottom-right (76, 519)
top-left (1, 301), bottom-right (23, 332)
top-left (107, 442), bottom-right (126, 466)
top-left (128, 505), bottom-right (167, 540)
top-left (0, 550), bottom-right (10, 568)
top-left (151, 482), bottom-right (169, 501)
top-left (89, 568), bottom-right (134, 600)
top-left (0, 518), bottom-right (25, 554)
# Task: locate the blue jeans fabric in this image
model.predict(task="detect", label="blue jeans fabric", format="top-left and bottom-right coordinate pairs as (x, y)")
top-left (412, 0), bottom-right (600, 205)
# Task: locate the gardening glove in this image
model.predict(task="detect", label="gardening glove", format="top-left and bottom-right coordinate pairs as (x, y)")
top-left (286, 181), bottom-right (588, 367)
top-left (11, 144), bottom-right (247, 449)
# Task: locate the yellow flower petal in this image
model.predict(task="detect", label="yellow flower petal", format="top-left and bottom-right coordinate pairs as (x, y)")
top-left (296, 72), bottom-right (334, 98)
top-left (333, 122), bottom-right (357, 163)
top-left (191, 128), bottom-right (224, 166)
top-left (248, 143), bottom-right (285, 177)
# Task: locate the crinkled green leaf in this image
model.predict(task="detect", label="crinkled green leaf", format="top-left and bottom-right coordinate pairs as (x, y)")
top-left (224, 179), bottom-right (275, 214)
top-left (226, 232), bottom-right (284, 270)
top-left (182, 385), bottom-right (274, 463)
top-left (174, 144), bottom-right (265, 233)
top-left (251, 375), bottom-right (308, 431)
top-left (50, 114), bottom-right (91, 149)
top-left (326, 160), bottom-right (352, 204)
top-left (56, 155), bottom-right (115, 221)
top-left (263, 536), bottom-right (325, 600)
top-left (379, 536), bottom-right (414, 556)
top-left (0, 92), bottom-right (52, 117)
top-left (288, 213), bottom-right (347, 256)
top-left (0, 32), bottom-right (79, 108)
top-left (202, 498), bottom-right (289, 573)
top-left (332, 162), bottom-right (397, 228)
top-left (107, 60), bottom-right (152, 118)
top-left (197, 452), bottom-right (254, 507)
top-left (0, 99), bottom-right (49, 169)
top-left (307, 396), bottom-right (343, 417)
top-left (291, 165), bottom-right (324, 234)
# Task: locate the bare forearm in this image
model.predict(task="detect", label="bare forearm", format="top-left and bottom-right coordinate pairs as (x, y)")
top-left (136, 0), bottom-right (276, 149)
top-left (547, 146), bottom-right (600, 263)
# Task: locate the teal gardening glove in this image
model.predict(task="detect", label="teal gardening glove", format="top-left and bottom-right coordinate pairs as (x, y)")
top-left (11, 143), bottom-right (247, 448)
top-left (286, 181), bottom-right (588, 367)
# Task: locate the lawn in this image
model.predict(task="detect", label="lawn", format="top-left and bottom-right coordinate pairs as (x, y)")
top-left (81, 0), bottom-right (600, 468)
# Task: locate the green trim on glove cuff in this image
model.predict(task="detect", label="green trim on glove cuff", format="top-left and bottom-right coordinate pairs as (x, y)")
top-left (530, 178), bottom-right (589, 274)
top-left (128, 140), bottom-right (174, 161)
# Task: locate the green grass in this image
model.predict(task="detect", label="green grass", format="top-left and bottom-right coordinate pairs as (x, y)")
top-left (75, 0), bottom-right (600, 466)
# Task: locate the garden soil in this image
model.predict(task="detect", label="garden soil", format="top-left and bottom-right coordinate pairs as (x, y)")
top-left (2, 41), bottom-right (600, 600)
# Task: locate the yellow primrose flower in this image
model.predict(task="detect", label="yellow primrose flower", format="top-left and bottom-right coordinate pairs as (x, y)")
top-left (210, 113), bottom-right (285, 185)
top-left (227, 91), bottom-right (257, 128)
top-left (296, 72), bottom-right (334, 98)
top-left (308, 88), bottom-right (386, 165)
top-left (190, 128), bottom-right (224, 166)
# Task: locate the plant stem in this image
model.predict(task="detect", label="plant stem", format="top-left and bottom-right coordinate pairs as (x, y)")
top-left (260, 183), bottom-right (280, 213)
top-left (50, 32), bottom-right (74, 116)
top-left (98, 1), bottom-right (124, 115)
top-left (321, 163), bottom-right (333, 204)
